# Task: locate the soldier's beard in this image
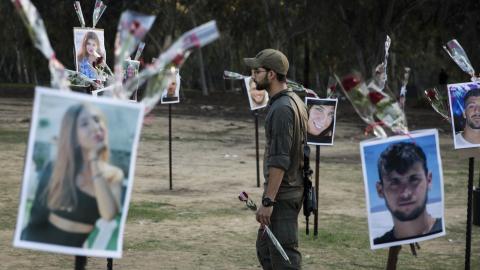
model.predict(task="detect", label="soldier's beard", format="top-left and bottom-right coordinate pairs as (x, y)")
top-left (255, 78), bottom-right (269, 92)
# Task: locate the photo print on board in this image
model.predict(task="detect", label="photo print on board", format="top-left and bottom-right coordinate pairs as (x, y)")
top-left (244, 76), bottom-right (268, 110)
top-left (13, 87), bottom-right (144, 258)
top-left (74, 27), bottom-right (106, 81)
top-left (306, 98), bottom-right (338, 145)
top-left (360, 129), bottom-right (445, 249)
top-left (160, 72), bottom-right (181, 104)
top-left (123, 59), bottom-right (140, 101)
top-left (447, 81), bottom-right (480, 149)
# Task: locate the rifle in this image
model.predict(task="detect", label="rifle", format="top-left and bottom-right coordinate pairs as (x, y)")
top-left (284, 91), bottom-right (317, 234)
top-left (303, 145), bottom-right (317, 235)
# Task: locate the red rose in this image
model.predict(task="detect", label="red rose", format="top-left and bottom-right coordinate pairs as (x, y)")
top-left (368, 91), bottom-right (385, 104)
top-left (425, 88), bottom-right (437, 99)
top-left (341, 75), bottom-right (360, 92)
top-left (93, 56), bottom-right (104, 68)
top-left (129, 20), bottom-right (141, 35)
top-left (172, 54), bottom-right (184, 65)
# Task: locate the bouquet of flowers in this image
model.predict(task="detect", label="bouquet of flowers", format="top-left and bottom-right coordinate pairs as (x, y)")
top-left (443, 39), bottom-right (477, 81)
top-left (92, 0), bottom-right (107, 28)
top-left (399, 67), bottom-right (411, 110)
top-left (65, 69), bottom-right (100, 88)
top-left (92, 55), bottom-right (114, 84)
top-left (367, 87), bottom-right (407, 134)
top-left (134, 42), bottom-right (146, 61)
top-left (12, 0), bottom-right (220, 116)
top-left (122, 20), bottom-right (219, 113)
top-left (423, 87), bottom-right (450, 122)
top-left (337, 35), bottom-right (408, 137)
top-left (337, 72), bottom-right (388, 138)
top-left (73, 1), bottom-right (85, 27)
top-left (12, 0), bottom-right (69, 90)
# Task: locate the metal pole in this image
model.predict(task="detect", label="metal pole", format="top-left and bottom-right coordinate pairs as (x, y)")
top-left (254, 110), bottom-right (260, 188)
top-left (314, 145), bottom-right (320, 236)
top-left (74, 256), bottom-right (87, 270)
top-left (386, 246), bottom-right (401, 270)
top-left (107, 258), bottom-right (113, 270)
top-left (465, 157), bottom-right (474, 270)
top-left (169, 104), bottom-right (172, 190)
top-left (475, 161), bottom-right (480, 227)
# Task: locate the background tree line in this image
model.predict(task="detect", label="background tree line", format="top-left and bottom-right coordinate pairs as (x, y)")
top-left (1, 0), bottom-right (479, 99)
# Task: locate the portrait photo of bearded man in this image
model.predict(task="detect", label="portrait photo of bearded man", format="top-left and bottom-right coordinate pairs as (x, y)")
top-left (360, 130), bottom-right (445, 249)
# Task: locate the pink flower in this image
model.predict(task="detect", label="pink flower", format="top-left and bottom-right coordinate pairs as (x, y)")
top-left (238, 191), bottom-right (248, 202)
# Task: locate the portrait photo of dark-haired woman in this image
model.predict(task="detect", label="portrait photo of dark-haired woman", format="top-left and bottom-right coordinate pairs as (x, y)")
top-left (306, 98), bottom-right (338, 145)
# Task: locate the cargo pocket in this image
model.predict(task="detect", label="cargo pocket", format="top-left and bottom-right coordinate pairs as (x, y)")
top-left (270, 218), bottom-right (298, 247)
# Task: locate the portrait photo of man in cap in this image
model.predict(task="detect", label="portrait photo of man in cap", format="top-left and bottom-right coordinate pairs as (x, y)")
top-left (244, 49), bottom-right (308, 269)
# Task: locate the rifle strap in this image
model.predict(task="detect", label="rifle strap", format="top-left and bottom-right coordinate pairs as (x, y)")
top-left (284, 91), bottom-right (311, 172)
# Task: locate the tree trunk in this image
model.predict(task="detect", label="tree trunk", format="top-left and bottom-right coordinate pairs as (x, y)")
top-left (288, 42), bottom-right (296, 81)
top-left (229, 41), bottom-right (235, 92)
top-left (303, 38), bottom-right (310, 88)
top-left (189, 10), bottom-right (209, 96)
top-left (23, 55), bottom-right (30, 84)
top-left (197, 48), bottom-right (209, 96)
top-left (315, 71), bottom-right (321, 92)
top-left (16, 48), bottom-right (22, 83)
top-left (262, 0), bottom-right (275, 46)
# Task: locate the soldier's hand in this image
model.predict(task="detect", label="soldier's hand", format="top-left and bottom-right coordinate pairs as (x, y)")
top-left (256, 205), bottom-right (273, 226)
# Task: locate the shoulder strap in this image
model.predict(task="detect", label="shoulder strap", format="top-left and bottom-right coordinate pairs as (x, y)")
top-left (284, 91), bottom-right (308, 144)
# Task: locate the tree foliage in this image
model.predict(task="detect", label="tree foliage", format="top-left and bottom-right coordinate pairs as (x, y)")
top-left (1, 0), bottom-right (479, 98)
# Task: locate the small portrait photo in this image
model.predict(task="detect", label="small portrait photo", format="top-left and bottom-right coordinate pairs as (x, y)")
top-left (360, 129), bottom-right (445, 249)
top-left (160, 72), bottom-right (181, 104)
top-left (447, 81), bottom-right (480, 149)
top-left (14, 87), bottom-right (144, 258)
top-left (306, 98), bottom-right (338, 145)
top-left (122, 60), bottom-right (140, 101)
top-left (244, 77), bottom-right (268, 110)
top-left (123, 60), bottom-right (140, 83)
top-left (74, 28), bottom-right (106, 81)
